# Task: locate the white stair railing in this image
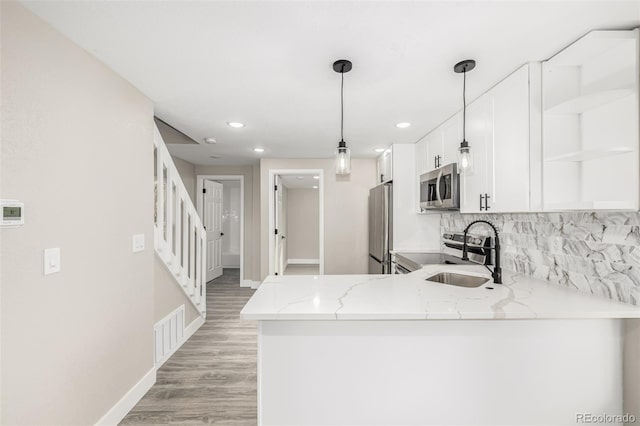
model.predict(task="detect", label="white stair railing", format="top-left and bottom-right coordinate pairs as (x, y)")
top-left (154, 124), bottom-right (206, 317)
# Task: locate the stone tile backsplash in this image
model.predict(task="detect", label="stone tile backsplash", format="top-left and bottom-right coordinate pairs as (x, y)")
top-left (441, 212), bottom-right (640, 305)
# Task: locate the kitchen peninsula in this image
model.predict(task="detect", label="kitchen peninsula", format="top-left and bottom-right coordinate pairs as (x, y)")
top-left (241, 265), bottom-right (640, 426)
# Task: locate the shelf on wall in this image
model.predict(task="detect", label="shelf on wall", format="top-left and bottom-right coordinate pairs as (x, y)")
top-left (544, 200), bottom-right (638, 211)
top-left (544, 147), bottom-right (634, 162)
top-left (545, 88), bottom-right (634, 114)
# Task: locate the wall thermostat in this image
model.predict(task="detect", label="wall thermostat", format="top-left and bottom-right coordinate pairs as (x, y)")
top-left (1, 200), bottom-right (24, 227)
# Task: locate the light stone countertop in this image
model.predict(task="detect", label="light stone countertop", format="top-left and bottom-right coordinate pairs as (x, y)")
top-left (240, 264), bottom-right (640, 320)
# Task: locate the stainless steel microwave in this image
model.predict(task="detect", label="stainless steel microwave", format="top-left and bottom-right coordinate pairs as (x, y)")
top-left (419, 163), bottom-right (460, 211)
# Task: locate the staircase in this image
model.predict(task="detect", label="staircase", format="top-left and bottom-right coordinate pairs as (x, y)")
top-left (153, 124), bottom-right (207, 317)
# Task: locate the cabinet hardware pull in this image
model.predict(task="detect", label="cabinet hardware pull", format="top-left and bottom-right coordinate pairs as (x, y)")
top-left (485, 193), bottom-right (491, 210)
top-left (479, 194), bottom-right (485, 211)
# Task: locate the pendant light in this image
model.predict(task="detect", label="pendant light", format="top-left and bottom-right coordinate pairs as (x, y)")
top-left (333, 59), bottom-right (352, 175)
top-left (454, 59), bottom-right (476, 174)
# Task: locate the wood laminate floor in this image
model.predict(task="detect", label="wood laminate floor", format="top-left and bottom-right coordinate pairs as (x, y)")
top-left (120, 269), bottom-right (257, 425)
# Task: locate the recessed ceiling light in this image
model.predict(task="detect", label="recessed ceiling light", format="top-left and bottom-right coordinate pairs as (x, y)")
top-left (375, 148), bottom-right (386, 153)
top-left (313, 176), bottom-right (320, 180)
top-left (396, 122), bottom-right (411, 128)
top-left (204, 137), bottom-right (217, 144)
top-left (313, 185), bottom-right (319, 189)
top-left (253, 147), bottom-right (264, 153)
top-left (227, 121), bottom-right (245, 128)
top-left (297, 176), bottom-right (305, 180)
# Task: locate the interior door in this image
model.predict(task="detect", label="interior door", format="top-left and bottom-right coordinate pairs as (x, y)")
top-left (205, 180), bottom-right (223, 282)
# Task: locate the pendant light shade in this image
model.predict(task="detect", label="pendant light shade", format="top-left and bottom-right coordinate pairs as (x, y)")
top-left (454, 59), bottom-right (476, 175)
top-left (335, 140), bottom-right (351, 175)
top-left (333, 59), bottom-right (352, 175)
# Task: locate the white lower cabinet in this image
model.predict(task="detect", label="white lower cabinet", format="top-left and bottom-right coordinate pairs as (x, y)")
top-left (461, 64), bottom-right (536, 213)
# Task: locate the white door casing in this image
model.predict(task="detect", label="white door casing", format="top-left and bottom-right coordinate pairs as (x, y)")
top-left (204, 180), bottom-right (223, 281)
top-left (274, 175), bottom-right (284, 275)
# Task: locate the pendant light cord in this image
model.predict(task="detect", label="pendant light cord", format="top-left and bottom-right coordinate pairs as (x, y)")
top-left (340, 68), bottom-right (344, 142)
top-left (462, 68), bottom-right (466, 141)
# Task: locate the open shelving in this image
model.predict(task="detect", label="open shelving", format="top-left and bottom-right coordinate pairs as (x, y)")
top-left (544, 87), bottom-right (634, 115)
top-left (544, 147), bottom-right (633, 162)
top-left (542, 29), bottom-right (639, 212)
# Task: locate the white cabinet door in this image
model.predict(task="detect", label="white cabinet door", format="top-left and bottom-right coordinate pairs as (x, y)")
top-left (377, 149), bottom-right (393, 184)
top-left (425, 130), bottom-right (443, 172)
top-left (460, 93), bottom-right (493, 213)
top-left (491, 65), bottom-right (530, 212)
top-left (415, 139), bottom-right (428, 176)
top-left (460, 64), bottom-right (532, 213)
top-left (442, 112), bottom-right (462, 166)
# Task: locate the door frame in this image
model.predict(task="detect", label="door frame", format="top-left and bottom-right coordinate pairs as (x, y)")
top-left (268, 169), bottom-right (325, 276)
top-left (196, 175), bottom-right (245, 285)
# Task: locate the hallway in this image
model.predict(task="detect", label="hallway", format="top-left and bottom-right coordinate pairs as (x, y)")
top-left (121, 269), bottom-right (257, 425)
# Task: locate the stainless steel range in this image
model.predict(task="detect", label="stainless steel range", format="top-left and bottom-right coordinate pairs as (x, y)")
top-left (392, 231), bottom-right (493, 274)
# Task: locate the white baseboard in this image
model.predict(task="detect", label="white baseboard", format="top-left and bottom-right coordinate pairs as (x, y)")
top-left (184, 315), bottom-right (206, 340)
top-left (96, 367), bottom-right (156, 426)
top-left (287, 259), bottom-right (320, 265)
top-left (242, 279), bottom-right (261, 289)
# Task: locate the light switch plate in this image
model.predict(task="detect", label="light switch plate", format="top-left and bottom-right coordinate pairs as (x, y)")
top-left (133, 234), bottom-right (145, 253)
top-left (44, 248), bottom-right (61, 275)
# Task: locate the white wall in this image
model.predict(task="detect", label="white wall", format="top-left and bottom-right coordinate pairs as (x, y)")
top-left (1, 3), bottom-right (155, 424)
top-left (260, 159), bottom-right (377, 279)
top-left (286, 188), bottom-right (320, 261)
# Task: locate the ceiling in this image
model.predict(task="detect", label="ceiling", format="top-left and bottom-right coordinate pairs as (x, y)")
top-left (280, 174), bottom-right (320, 189)
top-left (23, 1), bottom-right (640, 165)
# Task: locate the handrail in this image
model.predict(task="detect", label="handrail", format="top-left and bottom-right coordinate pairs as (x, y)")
top-left (153, 124), bottom-right (206, 317)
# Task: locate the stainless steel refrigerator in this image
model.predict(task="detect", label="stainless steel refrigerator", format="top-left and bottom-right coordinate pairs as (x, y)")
top-left (368, 183), bottom-right (392, 274)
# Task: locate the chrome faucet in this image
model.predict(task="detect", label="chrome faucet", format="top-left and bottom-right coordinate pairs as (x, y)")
top-left (461, 220), bottom-right (502, 284)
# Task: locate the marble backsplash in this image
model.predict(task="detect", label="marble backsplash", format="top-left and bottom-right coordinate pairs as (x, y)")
top-left (441, 212), bottom-right (640, 305)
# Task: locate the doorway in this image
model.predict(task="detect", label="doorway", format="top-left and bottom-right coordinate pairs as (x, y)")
top-left (197, 175), bottom-right (244, 285)
top-left (269, 170), bottom-right (324, 276)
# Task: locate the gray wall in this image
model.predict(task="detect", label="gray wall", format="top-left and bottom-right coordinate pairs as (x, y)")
top-left (441, 212), bottom-right (640, 305)
top-left (286, 188), bottom-right (320, 260)
top-left (260, 159), bottom-right (377, 279)
top-left (155, 258), bottom-right (199, 324)
top-left (172, 156), bottom-right (197, 205)
top-left (624, 319), bottom-right (640, 420)
top-left (1, 3), bottom-right (155, 424)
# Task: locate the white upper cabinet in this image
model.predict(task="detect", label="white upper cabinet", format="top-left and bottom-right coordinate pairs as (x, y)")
top-left (542, 29), bottom-right (639, 211)
top-left (417, 111), bottom-right (463, 174)
top-left (424, 129), bottom-right (444, 172)
top-left (415, 139), bottom-right (428, 177)
top-left (376, 148), bottom-right (393, 184)
top-left (460, 64), bottom-right (536, 213)
top-left (441, 112), bottom-right (463, 166)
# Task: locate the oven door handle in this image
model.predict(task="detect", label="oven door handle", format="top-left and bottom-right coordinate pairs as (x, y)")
top-left (435, 169), bottom-right (443, 205)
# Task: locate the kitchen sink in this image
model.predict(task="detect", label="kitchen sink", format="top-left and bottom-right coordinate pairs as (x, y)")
top-left (426, 272), bottom-right (490, 288)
